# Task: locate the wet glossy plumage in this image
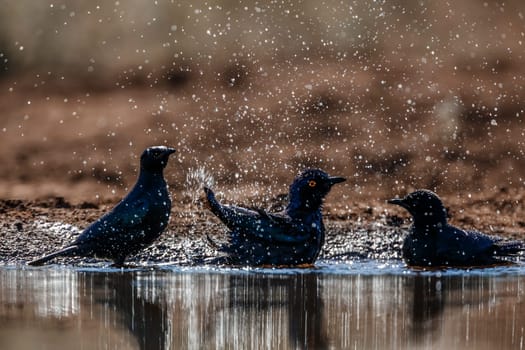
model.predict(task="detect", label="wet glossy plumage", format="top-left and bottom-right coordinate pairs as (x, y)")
top-left (388, 189), bottom-right (524, 267)
top-left (28, 146), bottom-right (176, 266)
top-left (204, 169), bottom-right (345, 266)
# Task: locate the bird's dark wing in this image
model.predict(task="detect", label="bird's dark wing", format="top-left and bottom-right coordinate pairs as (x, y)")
top-left (112, 196), bottom-right (152, 227)
top-left (436, 225), bottom-right (498, 263)
top-left (225, 206), bottom-right (311, 244)
top-left (204, 187), bottom-right (310, 244)
top-left (75, 197), bottom-right (151, 244)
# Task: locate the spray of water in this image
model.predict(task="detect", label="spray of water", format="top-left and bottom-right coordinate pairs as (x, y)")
top-left (183, 166), bottom-right (216, 204)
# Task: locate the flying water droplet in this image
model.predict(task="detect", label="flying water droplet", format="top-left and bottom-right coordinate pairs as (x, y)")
top-left (183, 166), bottom-right (215, 204)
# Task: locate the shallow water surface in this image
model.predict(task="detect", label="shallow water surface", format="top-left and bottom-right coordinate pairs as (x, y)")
top-left (1, 261), bottom-right (525, 350)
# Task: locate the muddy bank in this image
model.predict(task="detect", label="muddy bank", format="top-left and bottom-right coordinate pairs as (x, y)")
top-left (2, 188), bottom-right (524, 266)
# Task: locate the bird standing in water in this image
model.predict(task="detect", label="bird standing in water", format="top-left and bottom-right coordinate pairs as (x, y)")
top-left (29, 146), bottom-right (176, 266)
top-left (204, 168), bottom-right (346, 266)
top-left (388, 189), bottom-right (524, 267)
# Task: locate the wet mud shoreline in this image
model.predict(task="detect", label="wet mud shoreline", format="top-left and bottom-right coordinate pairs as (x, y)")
top-left (2, 189), bottom-right (524, 266)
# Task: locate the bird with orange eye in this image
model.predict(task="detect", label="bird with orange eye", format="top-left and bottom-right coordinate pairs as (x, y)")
top-left (204, 168), bottom-right (346, 266)
top-left (291, 169), bottom-right (345, 211)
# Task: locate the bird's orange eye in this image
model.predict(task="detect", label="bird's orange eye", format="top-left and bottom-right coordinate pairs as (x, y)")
top-left (308, 180), bottom-right (317, 187)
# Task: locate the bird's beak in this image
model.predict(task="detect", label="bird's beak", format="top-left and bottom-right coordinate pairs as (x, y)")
top-left (387, 198), bottom-right (406, 208)
top-left (328, 176), bottom-right (346, 186)
top-left (165, 148), bottom-right (176, 155)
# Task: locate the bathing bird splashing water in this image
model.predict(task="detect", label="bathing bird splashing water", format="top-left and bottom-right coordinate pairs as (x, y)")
top-left (204, 168), bottom-right (345, 267)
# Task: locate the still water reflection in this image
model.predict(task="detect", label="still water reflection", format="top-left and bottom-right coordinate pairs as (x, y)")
top-left (0, 262), bottom-right (524, 349)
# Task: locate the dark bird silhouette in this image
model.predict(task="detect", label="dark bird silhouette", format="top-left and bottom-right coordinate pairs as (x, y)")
top-left (29, 146), bottom-right (176, 266)
top-left (388, 189), bottom-right (524, 267)
top-left (204, 169), bottom-right (346, 266)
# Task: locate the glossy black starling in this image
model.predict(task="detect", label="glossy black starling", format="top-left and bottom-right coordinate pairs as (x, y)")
top-left (388, 189), bottom-right (524, 267)
top-left (28, 146), bottom-right (176, 266)
top-left (204, 169), bottom-right (346, 266)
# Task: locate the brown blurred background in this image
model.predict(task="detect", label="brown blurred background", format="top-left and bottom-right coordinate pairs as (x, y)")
top-left (0, 0), bottom-right (524, 204)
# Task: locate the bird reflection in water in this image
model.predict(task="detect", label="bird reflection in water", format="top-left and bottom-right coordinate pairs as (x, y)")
top-left (409, 275), bottom-right (446, 344)
top-left (80, 270), bottom-right (328, 349)
top-left (84, 272), bottom-right (170, 350)
top-left (221, 272), bottom-right (328, 349)
top-left (2, 268), bottom-right (525, 349)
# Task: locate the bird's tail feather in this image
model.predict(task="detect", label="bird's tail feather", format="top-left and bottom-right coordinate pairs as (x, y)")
top-left (203, 187), bottom-right (240, 230)
top-left (206, 234), bottom-right (222, 249)
top-left (496, 241), bottom-right (524, 255)
top-left (203, 187), bottom-right (223, 216)
top-left (28, 245), bottom-right (79, 266)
